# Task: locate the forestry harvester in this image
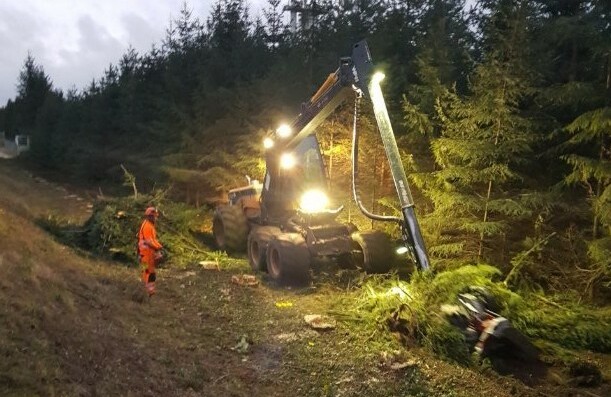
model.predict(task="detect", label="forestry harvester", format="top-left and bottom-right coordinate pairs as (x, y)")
top-left (212, 41), bottom-right (430, 285)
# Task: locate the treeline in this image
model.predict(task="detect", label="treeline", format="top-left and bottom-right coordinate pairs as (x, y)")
top-left (0, 0), bottom-right (609, 297)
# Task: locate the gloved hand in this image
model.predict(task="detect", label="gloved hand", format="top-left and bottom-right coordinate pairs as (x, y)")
top-left (154, 250), bottom-right (165, 265)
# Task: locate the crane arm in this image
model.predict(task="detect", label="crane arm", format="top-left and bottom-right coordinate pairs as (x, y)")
top-left (275, 41), bottom-right (430, 270)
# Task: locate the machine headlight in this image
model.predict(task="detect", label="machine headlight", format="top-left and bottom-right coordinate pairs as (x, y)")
top-left (299, 189), bottom-right (329, 213)
top-left (276, 124), bottom-right (292, 138)
top-left (396, 246), bottom-right (409, 255)
top-left (263, 137), bottom-right (274, 149)
top-left (280, 152), bottom-right (296, 169)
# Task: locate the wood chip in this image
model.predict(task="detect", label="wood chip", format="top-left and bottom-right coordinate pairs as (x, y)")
top-left (390, 360), bottom-right (418, 370)
top-left (304, 314), bottom-right (336, 330)
top-left (199, 260), bottom-right (220, 270)
top-left (231, 274), bottom-right (258, 286)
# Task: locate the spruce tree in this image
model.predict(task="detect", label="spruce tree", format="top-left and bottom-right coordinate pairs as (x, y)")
top-left (263, 0), bottom-right (286, 48)
top-left (560, 5), bottom-right (611, 289)
top-left (533, 0), bottom-right (611, 293)
top-left (402, 0), bottom-right (475, 168)
top-left (426, 60), bottom-right (535, 266)
top-left (31, 91), bottom-right (64, 168)
top-left (15, 54), bottom-right (53, 135)
top-left (415, 0), bottom-right (538, 267)
top-left (563, 107), bottom-right (611, 289)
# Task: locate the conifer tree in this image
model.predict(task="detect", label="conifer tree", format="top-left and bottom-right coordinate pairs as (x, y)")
top-left (563, 107), bottom-right (611, 288)
top-left (416, 0), bottom-right (473, 93)
top-left (415, 0), bottom-right (538, 267)
top-left (559, 2), bottom-right (611, 289)
top-left (31, 91), bottom-right (65, 167)
top-left (263, 0), bottom-right (285, 48)
top-left (402, 0), bottom-right (475, 166)
top-left (422, 61), bottom-right (535, 266)
top-left (528, 0), bottom-right (611, 292)
top-left (0, 100), bottom-right (17, 136)
top-left (15, 54), bottom-right (53, 135)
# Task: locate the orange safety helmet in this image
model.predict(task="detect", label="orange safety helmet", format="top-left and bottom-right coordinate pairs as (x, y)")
top-left (145, 206), bottom-right (159, 217)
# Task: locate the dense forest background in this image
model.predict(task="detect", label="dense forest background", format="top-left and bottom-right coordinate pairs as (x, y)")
top-left (0, 0), bottom-right (609, 299)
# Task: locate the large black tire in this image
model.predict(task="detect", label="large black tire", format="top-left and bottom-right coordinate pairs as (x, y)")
top-left (212, 205), bottom-right (248, 253)
top-left (351, 231), bottom-right (394, 273)
top-left (247, 226), bottom-right (281, 272)
top-left (266, 233), bottom-right (311, 286)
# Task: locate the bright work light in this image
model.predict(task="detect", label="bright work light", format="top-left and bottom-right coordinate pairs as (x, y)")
top-left (372, 71), bottom-right (385, 85)
top-left (369, 74), bottom-right (388, 116)
top-left (396, 246), bottom-right (409, 255)
top-left (299, 189), bottom-right (329, 213)
top-left (280, 152), bottom-right (296, 169)
top-left (276, 124), bottom-right (292, 138)
top-left (263, 137), bottom-right (274, 149)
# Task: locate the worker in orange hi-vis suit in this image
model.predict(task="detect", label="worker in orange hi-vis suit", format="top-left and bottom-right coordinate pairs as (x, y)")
top-left (137, 206), bottom-right (163, 296)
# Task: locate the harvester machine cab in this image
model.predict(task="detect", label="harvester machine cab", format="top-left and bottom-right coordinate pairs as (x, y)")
top-left (260, 134), bottom-right (330, 222)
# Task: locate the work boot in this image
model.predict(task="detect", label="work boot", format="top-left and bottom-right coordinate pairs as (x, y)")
top-left (131, 285), bottom-right (147, 303)
top-left (145, 282), bottom-right (156, 297)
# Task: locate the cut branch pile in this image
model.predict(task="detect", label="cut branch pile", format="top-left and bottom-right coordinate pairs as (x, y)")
top-left (41, 193), bottom-right (220, 267)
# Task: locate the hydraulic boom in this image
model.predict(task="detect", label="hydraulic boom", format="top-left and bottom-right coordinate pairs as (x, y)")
top-left (213, 40), bottom-right (430, 286)
top-left (275, 41), bottom-right (430, 270)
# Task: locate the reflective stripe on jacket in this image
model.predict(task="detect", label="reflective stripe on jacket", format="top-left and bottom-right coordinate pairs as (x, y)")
top-left (138, 219), bottom-right (162, 255)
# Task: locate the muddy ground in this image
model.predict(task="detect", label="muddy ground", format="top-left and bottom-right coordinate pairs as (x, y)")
top-left (0, 161), bottom-right (608, 397)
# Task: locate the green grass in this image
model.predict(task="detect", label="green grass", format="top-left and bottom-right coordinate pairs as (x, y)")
top-left (329, 264), bottom-right (611, 368)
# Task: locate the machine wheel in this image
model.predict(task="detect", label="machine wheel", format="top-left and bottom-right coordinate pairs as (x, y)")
top-left (247, 226), bottom-right (281, 272)
top-left (212, 205), bottom-right (248, 253)
top-left (266, 233), bottom-right (311, 286)
top-left (352, 231), bottom-right (394, 273)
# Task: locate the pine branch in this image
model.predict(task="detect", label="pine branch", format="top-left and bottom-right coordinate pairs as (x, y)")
top-left (120, 164), bottom-right (138, 200)
top-left (504, 232), bottom-right (556, 287)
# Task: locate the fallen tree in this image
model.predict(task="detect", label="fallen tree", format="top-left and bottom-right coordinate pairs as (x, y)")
top-left (330, 265), bottom-right (610, 366)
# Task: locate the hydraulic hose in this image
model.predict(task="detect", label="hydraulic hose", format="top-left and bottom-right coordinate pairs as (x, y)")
top-left (351, 95), bottom-right (402, 224)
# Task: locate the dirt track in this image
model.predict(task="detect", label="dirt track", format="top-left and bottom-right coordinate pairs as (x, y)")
top-left (1, 160), bottom-right (606, 397)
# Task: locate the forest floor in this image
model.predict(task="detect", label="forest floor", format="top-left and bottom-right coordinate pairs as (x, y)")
top-left (0, 160), bottom-right (609, 397)
top-left (0, 147), bottom-right (17, 159)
